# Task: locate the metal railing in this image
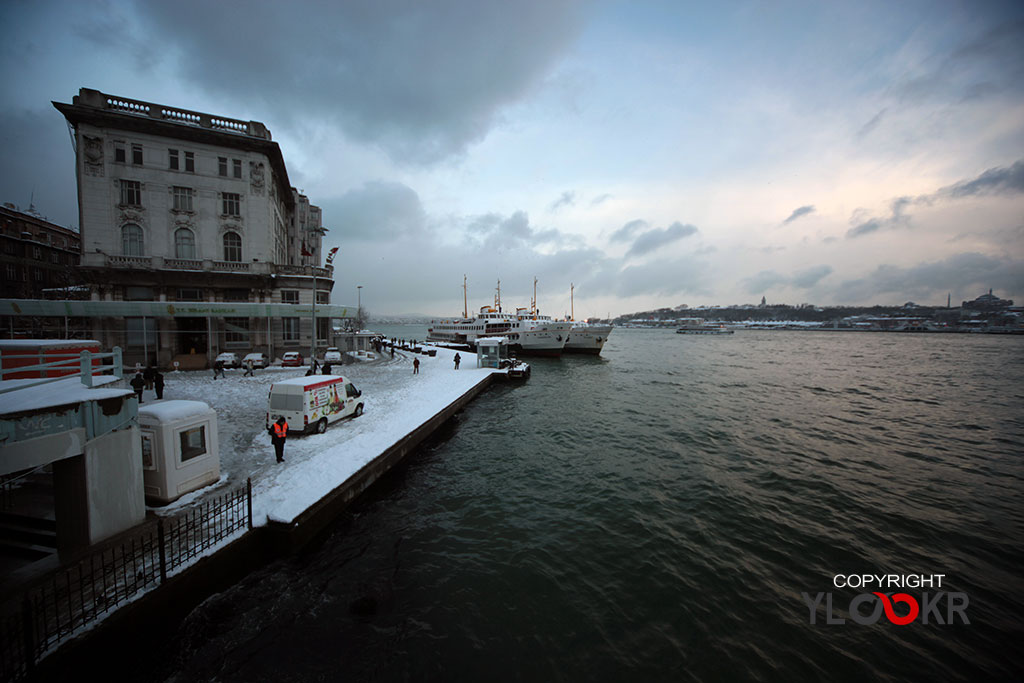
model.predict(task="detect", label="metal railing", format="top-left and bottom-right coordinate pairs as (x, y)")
top-left (0, 479), bottom-right (252, 682)
top-left (0, 349), bottom-right (123, 394)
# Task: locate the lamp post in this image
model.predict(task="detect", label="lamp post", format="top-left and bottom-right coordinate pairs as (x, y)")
top-left (357, 285), bottom-right (362, 329)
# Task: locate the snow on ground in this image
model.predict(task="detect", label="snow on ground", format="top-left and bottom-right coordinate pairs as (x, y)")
top-left (141, 345), bottom-right (498, 525)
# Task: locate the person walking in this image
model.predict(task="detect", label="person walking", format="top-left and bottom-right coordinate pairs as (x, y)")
top-left (270, 416), bottom-right (288, 463)
top-left (143, 365), bottom-right (155, 390)
top-left (129, 372), bottom-right (145, 403)
top-left (413, 357), bottom-right (420, 374)
top-left (213, 359), bottom-right (225, 379)
top-left (154, 370), bottom-right (165, 400)
top-left (322, 362), bottom-right (332, 375)
top-left (454, 353), bottom-right (461, 370)
top-left (390, 345), bottom-right (395, 359)
top-left (243, 359), bottom-right (254, 377)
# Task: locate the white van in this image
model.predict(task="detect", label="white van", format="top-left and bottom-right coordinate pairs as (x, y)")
top-left (267, 375), bottom-right (364, 434)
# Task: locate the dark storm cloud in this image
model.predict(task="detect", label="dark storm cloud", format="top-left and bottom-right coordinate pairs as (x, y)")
top-left (625, 222), bottom-right (698, 258)
top-left (325, 181), bottom-right (427, 241)
top-left (744, 265), bottom-right (833, 294)
top-left (836, 252), bottom-right (1024, 303)
top-left (548, 191), bottom-right (576, 212)
top-left (782, 205), bottom-right (815, 224)
top-left (933, 160), bottom-right (1024, 200)
top-left (466, 210), bottom-right (565, 251)
top-left (609, 219), bottom-right (648, 243)
top-left (129, 1), bottom-right (586, 164)
top-left (847, 160), bottom-right (1024, 239)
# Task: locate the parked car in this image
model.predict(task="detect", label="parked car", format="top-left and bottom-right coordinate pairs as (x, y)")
top-left (281, 351), bottom-right (304, 367)
top-left (243, 352), bottom-right (270, 369)
top-left (215, 352), bottom-right (241, 368)
top-left (323, 347), bottom-right (342, 362)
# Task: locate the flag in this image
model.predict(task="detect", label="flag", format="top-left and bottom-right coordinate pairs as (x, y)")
top-left (301, 242), bottom-right (313, 257)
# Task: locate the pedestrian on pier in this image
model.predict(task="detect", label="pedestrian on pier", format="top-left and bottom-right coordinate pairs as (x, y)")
top-left (130, 372), bottom-right (145, 403)
top-left (390, 346), bottom-right (395, 359)
top-left (454, 353), bottom-right (461, 370)
top-left (213, 360), bottom-right (225, 379)
top-left (270, 417), bottom-right (288, 463)
top-left (243, 359), bottom-right (255, 377)
top-left (413, 357), bottom-right (420, 374)
top-left (154, 370), bottom-right (165, 400)
top-left (143, 365), bottom-right (155, 390)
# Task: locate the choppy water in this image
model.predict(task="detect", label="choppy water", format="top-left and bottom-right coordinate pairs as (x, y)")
top-left (149, 328), bottom-right (1023, 682)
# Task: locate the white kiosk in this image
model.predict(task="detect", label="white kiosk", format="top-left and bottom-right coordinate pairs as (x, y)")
top-left (476, 336), bottom-right (508, 369)
top-left (138, 400), bottom-right (220, 505)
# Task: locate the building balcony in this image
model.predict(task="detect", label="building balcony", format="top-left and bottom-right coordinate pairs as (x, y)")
top-left (86, 253), bottom-right (332, 279)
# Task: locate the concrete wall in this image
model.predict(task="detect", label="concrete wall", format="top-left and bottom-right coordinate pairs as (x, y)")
top-left (84, 426), bottom-right (146, 545)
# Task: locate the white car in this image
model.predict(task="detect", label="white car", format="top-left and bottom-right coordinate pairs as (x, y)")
top-left (324, 347), bottom-right (342, 362)
top-left (215, 352), bottom-right (240, 368)
top-left (243, 352), bottom-right (270, 368)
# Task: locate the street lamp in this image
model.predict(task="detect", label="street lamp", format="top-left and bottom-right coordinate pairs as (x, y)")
top-left (357, 285), bottom-right (362, 329)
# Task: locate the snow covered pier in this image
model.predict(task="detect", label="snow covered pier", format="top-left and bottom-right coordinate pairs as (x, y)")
top-left (258, 344), bottom-right (504, 550)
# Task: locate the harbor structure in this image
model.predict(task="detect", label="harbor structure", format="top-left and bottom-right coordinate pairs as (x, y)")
top-left (49, 88), bottom-right (342, 369)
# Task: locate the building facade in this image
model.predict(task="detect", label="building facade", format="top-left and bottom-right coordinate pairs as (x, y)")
top-left (52, 88), bottom-right (345, 368)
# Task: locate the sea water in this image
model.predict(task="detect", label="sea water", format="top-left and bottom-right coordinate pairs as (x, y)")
top-left (149, 328), bottom-right (1023, 681)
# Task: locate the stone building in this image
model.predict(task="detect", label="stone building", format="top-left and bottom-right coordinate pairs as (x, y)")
top-left (51, 88), bottom-right (347, 368)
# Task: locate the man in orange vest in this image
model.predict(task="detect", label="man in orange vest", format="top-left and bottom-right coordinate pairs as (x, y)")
top-left (270, 416), bottom-right (289, 463)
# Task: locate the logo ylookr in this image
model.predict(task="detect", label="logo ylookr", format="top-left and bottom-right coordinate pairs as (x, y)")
top-left (802, 574), bottom-right (970, 626)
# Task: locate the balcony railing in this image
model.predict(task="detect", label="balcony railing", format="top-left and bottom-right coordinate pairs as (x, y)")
top-left (100, 255), bottom-right (329, 278)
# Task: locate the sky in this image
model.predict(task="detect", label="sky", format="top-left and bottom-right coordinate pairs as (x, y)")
top-left (1, 0), bottom-right (1022, 318)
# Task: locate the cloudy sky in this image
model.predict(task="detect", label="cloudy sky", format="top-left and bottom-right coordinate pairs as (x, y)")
top-left (2, 0), bottom-right (1022, 317)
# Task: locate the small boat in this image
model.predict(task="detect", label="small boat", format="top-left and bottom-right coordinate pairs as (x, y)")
top-left (676, 319), bottom-right (734, 335)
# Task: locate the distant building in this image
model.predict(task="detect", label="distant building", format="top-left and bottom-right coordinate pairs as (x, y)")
top-left (0, 202), bottom-right (82, 299)
top-left (962, 289), bottom-right (1013, 310)
top-left (47, 88), bottom-right (349, 367)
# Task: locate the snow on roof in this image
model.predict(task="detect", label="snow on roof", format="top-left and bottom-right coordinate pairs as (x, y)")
top-left (0, 339), bottom-right (100, 349)
top-left (476, 336), bottom-right (507, 344)
top-left (0, 374), bottom-right (132, 415)
top-left (138, 400), bottom-right (214, 423)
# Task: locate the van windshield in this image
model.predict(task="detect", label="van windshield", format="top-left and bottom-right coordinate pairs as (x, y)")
top-left (270, 393), bottom-right (303, 412)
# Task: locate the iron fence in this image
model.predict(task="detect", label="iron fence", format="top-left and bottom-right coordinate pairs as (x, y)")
top-left (0, 478), bottom-right (251, 682)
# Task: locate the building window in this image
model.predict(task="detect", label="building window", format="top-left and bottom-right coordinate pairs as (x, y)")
top-left (120, 180), bottom-right (142, 206)
top-left (33, 268), bottom-right (44, 282)
top-left (233, 159), bottom-right (242, 178)
top-left (131, 144), bottom-right (143, 165)
top-left (174, 228), bottom-right (196, 259)
top-left (114, 143), bottom-right (126, 163)
top-left (223, 231), bottom-right (242, 262)
top-left (317, 318), bottom-right (330, 341)
top-left (5, 264), bottom-right (17, 280)
top-left (176, 288), bottom-right (202, 301)
top-left (141, 433), bottom-right (155, 471)
top-left (218, 157), bottom-right (228, 177)
top-left (225, 317), bottom-right (250, 345)
top-left (179, 426), bottom-right (207, 462)
top-left (184, 151), bottom-right (195, 173)
top-left (169, 149), bottom-right (179, 170)
top-left (51, 252), bottom-right (60, 264)
top-left (283, 317), bottom-right (300, 341)
top-left (121, 224), bottom-right (144, 256)
top-left (223, 288), bottom-right (249, 302)
top-left (172, 186), bottom-right (193, 212)
top-left (222, 193), bottom-right (240, 217)
top-left (32, 246), bottom-right (42, 260)
top-left (316, 291), bottom-right (329, 304)
top-left (281, 290), bottom-right (299, 304)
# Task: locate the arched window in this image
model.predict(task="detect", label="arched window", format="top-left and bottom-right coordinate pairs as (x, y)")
top-left (122, 224), bottom-right (144, 256)
top-left (223, 231), bottom-right (242, 262)
top-left (174, 228), bottom-right (196, 259)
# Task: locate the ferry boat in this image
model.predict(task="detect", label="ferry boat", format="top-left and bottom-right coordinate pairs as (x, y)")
top-left (427, 279), bottom-right (571, 356)
top-left (562, 284), bottom-right (612, 354)
top-left (675, 318), bottom-right (734, 335)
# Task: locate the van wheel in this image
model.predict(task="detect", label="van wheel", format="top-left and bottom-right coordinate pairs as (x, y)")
top-left (354, 404), bottom-right (364, 417)
top-left (316, 418), bottom-right (327, 434)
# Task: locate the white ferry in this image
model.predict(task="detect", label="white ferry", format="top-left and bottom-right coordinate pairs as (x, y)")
top-left (427, 279), bottom-right (571, 356)
top-left (675, 319), bottom-right (734, 335)
top-left (562, 284), bottom-right (612, 354)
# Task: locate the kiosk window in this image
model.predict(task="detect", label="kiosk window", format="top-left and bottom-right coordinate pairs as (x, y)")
top-left (179, 426), bottom-right (207, 462)
top-left (141, 433), bottom-right (155, 470)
